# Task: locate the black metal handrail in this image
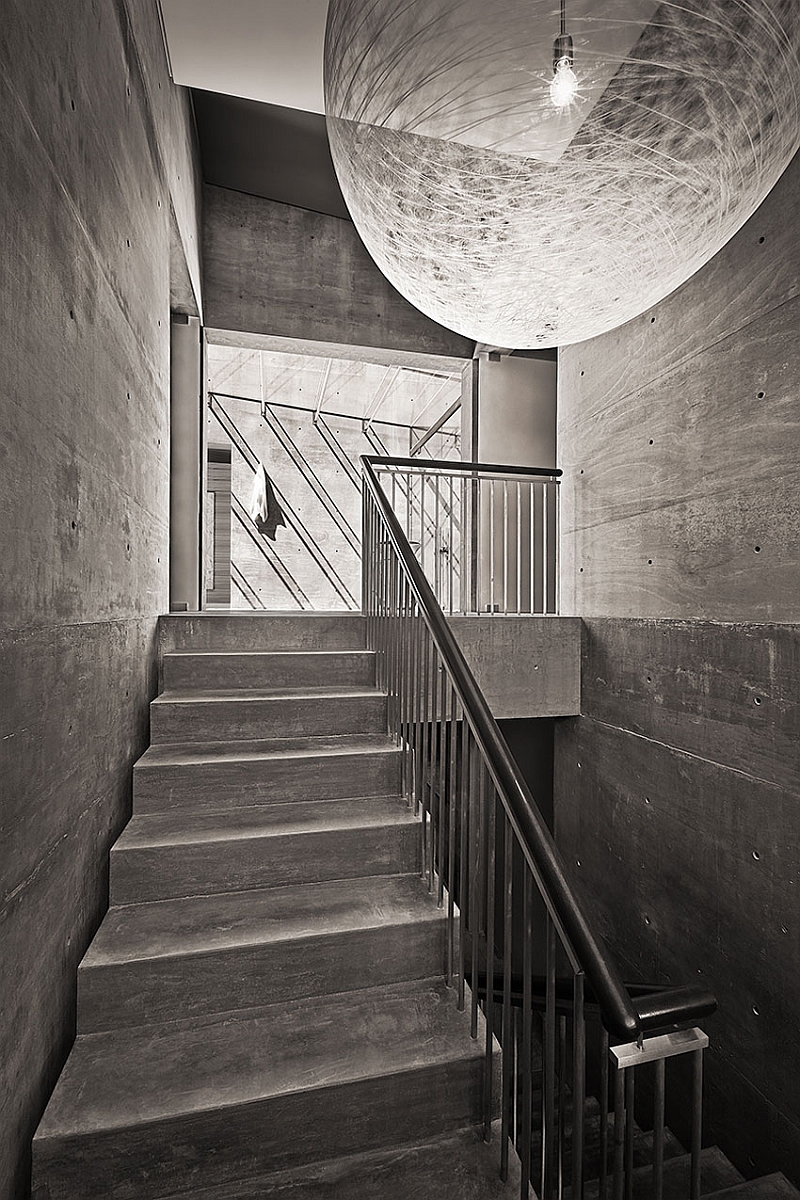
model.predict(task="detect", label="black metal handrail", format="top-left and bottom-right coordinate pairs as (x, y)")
top-left (370, 453), bottom-right (562, 478)
top-left (362, 454), bottom-right (716, 1199)
top-left (365, 455), bottom-right (716, 1042)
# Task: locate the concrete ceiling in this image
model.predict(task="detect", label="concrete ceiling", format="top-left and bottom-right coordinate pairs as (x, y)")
top-left (158, 0), bottom-right (327, 113)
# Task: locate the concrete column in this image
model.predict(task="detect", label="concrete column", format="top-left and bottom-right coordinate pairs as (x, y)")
top-left (169, 314), bottom-right (203, 611)
top-left (473, 354), bottom-right (558, 612)
top-left (476, 354), bottom-right (557, 468)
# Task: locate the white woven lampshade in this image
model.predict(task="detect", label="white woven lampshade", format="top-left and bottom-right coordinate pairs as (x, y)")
top-left (324, 0), bottom-right (800, 348)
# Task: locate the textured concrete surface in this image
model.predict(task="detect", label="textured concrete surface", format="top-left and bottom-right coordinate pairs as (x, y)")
top-left (203, 184), bottom-right (474, 359)
top-left (556, 149), bottom-right (800, 1185)
top-left (449, 617), bottom-right (581, 718)
top-left (0, 1), bottom-right (201, 1195)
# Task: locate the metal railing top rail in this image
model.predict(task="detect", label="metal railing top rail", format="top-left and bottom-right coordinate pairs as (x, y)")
top-left (366, 453), bottom-right (562, 479)
top-left (362, 456), bottom-right (716, 1045)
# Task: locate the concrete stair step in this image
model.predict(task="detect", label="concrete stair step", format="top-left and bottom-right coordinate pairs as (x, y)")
top-left (705, 1176), bottom-right (800, 1199)
top-left (77, 873), bottom-right (444, 1032)
top-left (579, 1145), bottom-right (744, 1200)
top-left (150, 685), bottom-right (387, 743)
top-left (159, 612), bottom-right (366, 653)
top-left (32, 978), bottom-right (492, 1200)
top-left (155, 1122), bottom-right (526, 1200)
top-left (555, 1099), bottom-right (683, 1188)
top-left (110, 796), bottom-right (419, 903)
top-left (133, 734), bottom-right (402, 812)
top-left (162, 649), bottom-right (375, 690)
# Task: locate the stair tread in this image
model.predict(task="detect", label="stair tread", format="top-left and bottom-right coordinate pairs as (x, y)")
top-left (153, 686), bottom-right (385, 704)
top-left (35, 977), bottom-right (482, 1140)
top-left (83, 873), bottom-right (441, 965)
top-left (705, 1176), bottom-right (800, 1199)
top-left (156, 1122), bottom-right (523, 1200)
top-left (136, 733), bottom-right (397, 767)
top-left (114, 796), bottom-right (416, 849)
top-left (579, 1145), bottom-right (744, 1200)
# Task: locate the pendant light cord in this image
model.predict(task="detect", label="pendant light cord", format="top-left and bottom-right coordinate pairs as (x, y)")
top-left (561, 0), bottom-right (566, 36)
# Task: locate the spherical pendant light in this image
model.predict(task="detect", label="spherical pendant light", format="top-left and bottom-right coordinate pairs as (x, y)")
top-left (324, 1), bottom-right (800, 348)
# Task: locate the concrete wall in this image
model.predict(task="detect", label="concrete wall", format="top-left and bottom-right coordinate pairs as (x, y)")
top-left (556, 149), bottom-right (800, 1182)
top-left (203, 184), bottom-right (475, 360)
top-left (0, 3), bottom-right (201, 1196)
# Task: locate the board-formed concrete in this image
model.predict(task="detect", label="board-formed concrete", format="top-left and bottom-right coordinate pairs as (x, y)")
top-left (0, 2), bottom-right (201, 1196)
top-left (203, 184), bottom-right (475, 359)
top-left (556, 147), bottom-right (800, 1186)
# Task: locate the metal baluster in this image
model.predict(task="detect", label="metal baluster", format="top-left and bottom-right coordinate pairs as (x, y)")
top-left (554, 480), bottom-right (561, 615)
top-left (412, 602), bottom-right (423, 817)
top-left (500, 817), bottom-right (514, 1181)
top-left (521, 871), bottom-right (534, 1200)
top-left (448, 474), bottom-right (455, 614)
top-left (691, 1049), bottom-right (704, 1200)
top-left (483, 770), bottom-right (496, 1142)
top-left (600, 1026), bottom-right (610, 1200)
top-left (544, 917), bottom-right (557, 1200)
top-left (420, 471), bottom-right (427, 579)
top-left (400, 577), bottom-right (412, 797)
top-left (558, 1014), bottom-right (567, 1196)
top-left (446, 688), bottom-right (458, 985)
top-left (613, 1067), bottom-right (625, 1200)
top-left (624, 1069), bottom-right (635, 1200)
top-left (470, 740), bottom-right (483, 1039)
top-left (489, 479), bottom-right (496, 613)
top-left (543, 482), bottom-right (549, 615)
top-left (503, 479), bottom-right (509, 614)
top-left (572, 972), bottom-right (586, 1200)
top-left (529, 482), bottom-right (536, 614)
top-left (457, 720), bottom-right (470, 1011)
top-left (516, 480), bottom-right (522, 614)
top-left (653, 1057), bottom-right (666, 1200)
top-left (434, 473), bottom-right (442, 606)
top-left (421, 628), bottom-right (433, 889)
top-left (436, 665), bottom-right (447, 908)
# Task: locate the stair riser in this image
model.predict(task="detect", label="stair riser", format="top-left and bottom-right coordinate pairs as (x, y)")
top-left (32, 1057), bottom-right (489, 1200)
top-left (133, 751), bottom-right (402, 812)
top-left (77, 922), bottom-right (446, 1033)
top-left (110, 823), bottom-right (420, 904)
top-left (150, 694), bottom-right (387, 744)
top-left (160, 614), bottom-right (367, 653)
top-left (162, 652), bottom-right (375, 690)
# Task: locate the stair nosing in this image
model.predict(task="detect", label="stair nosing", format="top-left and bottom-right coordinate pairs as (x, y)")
top-left (35, 977), bottom-right (484, 1140)
top-left (81, 874), bottom-right (442, 967)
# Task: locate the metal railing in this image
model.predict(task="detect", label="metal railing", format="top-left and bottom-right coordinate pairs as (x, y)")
top-left (371, 456), bottom-right (561, 615)
top-left (362, 455), bottom-right (716, 1200)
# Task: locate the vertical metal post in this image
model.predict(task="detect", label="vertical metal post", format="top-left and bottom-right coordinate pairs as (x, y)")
top-left (500, 818), bottom-right (514, 1180)
top-left (483, 771), bottom-right (496, 1142)
top-left (624, 1068), bottom-right (635, 1200)
top-left (572, 973), bottom-right (586, 1200)
top-left (516, 480), bottom-right (522, 614)
top-left (489, 479), bottom-right (496, 614)
top-left (613, 1068), bottom-right (625, 1200)
top-left (469, 739), bottom-right (483, 1040)
top-left (446, 688), bottom-right (459, 985)
top-left (436, 662), bottom-right (447, 908)
top-left (502, 480), bottom-right (509, 614)
top-left (457, 719), bottom-right (470, 1012)
top-left (543, 482), bottom-right (549, 615)
top-left (691, 1049), bottom-right (704, 1200)
top-left (521, 871), bottom-right (534, 1200)
top-left (543, 918), bottom-right (557, 1199)
top-left (653, 1057), bottom-right (666, 1200)
top-left (529, 482), bottom-right (536, 614)
top-left (600, 1027), bottom-right (610, 1200)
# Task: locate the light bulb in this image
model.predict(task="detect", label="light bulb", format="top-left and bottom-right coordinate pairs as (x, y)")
top-left (550, 55), bottom-right (578, 107)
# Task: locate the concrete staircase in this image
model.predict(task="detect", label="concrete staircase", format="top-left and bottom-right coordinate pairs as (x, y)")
top-left (31, 613), bottom-right (800, 1200)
